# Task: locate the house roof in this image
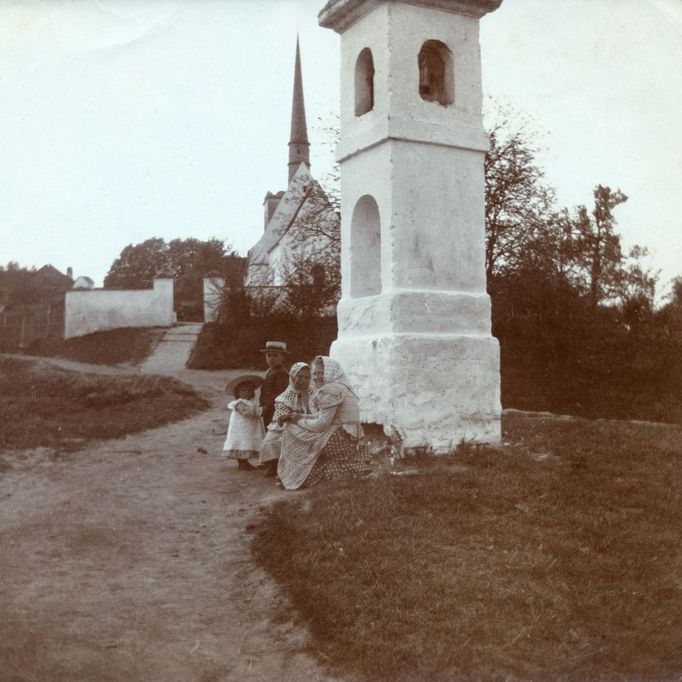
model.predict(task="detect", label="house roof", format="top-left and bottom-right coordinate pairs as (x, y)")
top-left (32, 264), bottom-right (73, 285)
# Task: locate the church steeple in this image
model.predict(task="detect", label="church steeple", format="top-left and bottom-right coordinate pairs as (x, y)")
top-left (288, 36), bottom-right (310, 184)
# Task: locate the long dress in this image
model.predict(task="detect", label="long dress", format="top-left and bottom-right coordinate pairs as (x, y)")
top-left (259, 362), bottom-right (316, 465)
top-left (223, 398), bottom-right (265, 461)
top-left (259, 387), bottom-right (315, 464)
top-left (277, 382), bottom-right (371, 490)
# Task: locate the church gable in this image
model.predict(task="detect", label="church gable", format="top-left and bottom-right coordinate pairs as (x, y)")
top-left (242, 37), bottom-right (340, 316)
top-left (245, 164), bottom-right (339, 287)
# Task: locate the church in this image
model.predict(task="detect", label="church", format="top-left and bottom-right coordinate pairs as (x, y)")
top-left (243, 39), bottom-right (339, 315)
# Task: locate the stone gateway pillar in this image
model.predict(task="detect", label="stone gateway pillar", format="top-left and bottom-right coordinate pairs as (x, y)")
top-left (319, 0), bottom-right (504, 451)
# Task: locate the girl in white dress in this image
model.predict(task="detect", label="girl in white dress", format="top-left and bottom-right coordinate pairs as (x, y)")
top-left (223, 374), bottom-right (265, 471)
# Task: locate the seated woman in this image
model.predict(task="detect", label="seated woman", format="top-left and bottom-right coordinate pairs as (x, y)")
top-left (277, 356), bottom-right (372, 490)
top-left (259, 362), bottom-right (316, 478)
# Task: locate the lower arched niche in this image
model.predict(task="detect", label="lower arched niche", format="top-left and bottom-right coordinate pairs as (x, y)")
top-left (350, 194), bottom-right (381, 297)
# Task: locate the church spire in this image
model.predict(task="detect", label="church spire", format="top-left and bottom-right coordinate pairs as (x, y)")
top-left (288, 36), bottom-right (310, 184)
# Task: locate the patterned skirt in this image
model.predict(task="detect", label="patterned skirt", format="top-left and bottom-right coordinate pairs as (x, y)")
top-left (303, 427), bottom-right (372, 488)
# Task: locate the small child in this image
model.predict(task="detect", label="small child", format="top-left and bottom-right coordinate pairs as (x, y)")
top-left (223, 374), bottom-right (265, 471)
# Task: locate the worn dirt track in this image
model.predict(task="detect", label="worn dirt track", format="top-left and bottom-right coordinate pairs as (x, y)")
top-left (0, 361), bottom-right (339, 682)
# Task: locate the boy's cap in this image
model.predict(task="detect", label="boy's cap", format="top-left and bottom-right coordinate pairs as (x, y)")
top-left (259, 340), bottom-right (290, 354)
top-left (226, 373), bottom-right (264, 396)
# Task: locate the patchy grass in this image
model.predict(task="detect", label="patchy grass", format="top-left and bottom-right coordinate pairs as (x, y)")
top-left (0, 357), bottom-right (209, 451)
top-left (250, 413), bottom-right (682, 682)
top-left (26, 327), bottom-right (166, 366)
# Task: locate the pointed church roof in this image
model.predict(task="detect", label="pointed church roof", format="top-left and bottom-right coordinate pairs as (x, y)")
top-left (249, 163), bottom-right (316, 263)
top-left (288, 36), bottom-right (310, 185)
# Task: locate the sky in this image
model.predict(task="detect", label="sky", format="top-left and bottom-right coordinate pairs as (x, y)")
top-left (1, 0), bottom-right (680, 298)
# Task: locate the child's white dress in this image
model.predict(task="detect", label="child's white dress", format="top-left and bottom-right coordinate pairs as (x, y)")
top-left (223, 398), bottom-right (265, 461)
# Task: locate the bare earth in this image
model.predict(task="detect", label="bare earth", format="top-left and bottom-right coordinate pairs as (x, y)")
top-left (0, 362), bottom-right (339, 682)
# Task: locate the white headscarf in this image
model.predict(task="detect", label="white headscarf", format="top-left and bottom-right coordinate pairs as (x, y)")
top-left (273, 362), bottom-right (315, 420)
top-left (313, 356), bottom-right (358, 398)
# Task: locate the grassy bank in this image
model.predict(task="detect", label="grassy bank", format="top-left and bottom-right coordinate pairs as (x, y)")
top-left (250, 413), bottom-right (682, 681)
top-left (0, 357), bottom-right (209, 451)
top-left (26, 327), bottom-right (166, 366)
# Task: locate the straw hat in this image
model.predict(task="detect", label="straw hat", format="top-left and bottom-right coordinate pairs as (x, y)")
top-left (225, 373), bottom-right (264, 397)
top-left (258, 340), bottom-right (290, 354)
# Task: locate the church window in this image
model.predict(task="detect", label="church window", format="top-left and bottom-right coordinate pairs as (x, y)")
top-left (418, 40), bottom-right (453, 106)
top-left (354, 48), bottom-right (374, 116)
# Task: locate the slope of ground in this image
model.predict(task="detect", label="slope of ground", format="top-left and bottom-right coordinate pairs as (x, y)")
top-left (251, 412), bottom-right (682, 682)
top-left (0, 356), bottom-right (208, 452)
top-left (26, 327), bottom-right (167, 366)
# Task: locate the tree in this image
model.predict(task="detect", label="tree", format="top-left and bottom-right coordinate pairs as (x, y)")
top-left (484, 105), bottom-right (556, 281)
top-left (244, 174), bottom-right (341, 321)
top-left (656, 275), bottom-right (682, 335)
top-left (104, 237), bottom-right (242, 320)
top-left (573, 185), bottom-right (628, 307)
top-left (277, 249), bottom-right (341, 320)
top-left (104, 238), bottom-right (169, 290)
top-left (278, 179), bottom-right (341, 319)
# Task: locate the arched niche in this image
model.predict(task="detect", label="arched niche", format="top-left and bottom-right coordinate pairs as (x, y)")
top-left (350, 195), bottom-right (381, 297)
top-left (418, 40), bottom-right (453, 106)
top-left (354, 48), bottom-right (375, 117)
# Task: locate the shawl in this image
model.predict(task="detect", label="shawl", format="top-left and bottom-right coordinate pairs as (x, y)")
top-left (279, 423), bottom-right (336, 490)
top-left (278, 357), bottom-right (359, 490)
top-left (271, 362), bottom-right (316, 424)
top-left (313, 356), bottom-right (358, 397)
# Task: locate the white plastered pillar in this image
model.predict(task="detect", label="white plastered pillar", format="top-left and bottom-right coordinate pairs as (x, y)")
top-left (320, 0), bottom-right (504, 450)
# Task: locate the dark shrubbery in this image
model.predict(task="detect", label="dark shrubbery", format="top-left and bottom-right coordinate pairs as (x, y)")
top-left (187, 288), bottom-right (337, 369)
top-left (492, 272), bottom-right (682, 424)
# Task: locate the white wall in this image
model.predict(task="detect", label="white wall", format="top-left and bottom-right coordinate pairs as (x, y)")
top-left (64, 277), bottom-right (175, 338)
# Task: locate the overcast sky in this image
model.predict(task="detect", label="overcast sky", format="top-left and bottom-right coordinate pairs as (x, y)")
top-left (1, 0), bottom-right (680, 297)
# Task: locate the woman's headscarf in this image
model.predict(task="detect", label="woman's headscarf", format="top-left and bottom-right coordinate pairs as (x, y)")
top-left (313, 356), bottom-right (358, 397)
top-left (273, 362), bottom-right (315, 419)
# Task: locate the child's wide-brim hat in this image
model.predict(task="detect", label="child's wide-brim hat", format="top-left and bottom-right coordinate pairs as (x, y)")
top-left (258, 340), bottom-right (290, 354)
top-left (225, 373), bottom-right (264, 396)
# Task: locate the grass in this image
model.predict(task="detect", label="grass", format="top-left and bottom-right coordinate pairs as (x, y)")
top-left (250, 412), bottom-right (682, 682)
top-left (0, 356), bottom-right (209, 451)
top-left (25, 327), bottom-right (166, 366)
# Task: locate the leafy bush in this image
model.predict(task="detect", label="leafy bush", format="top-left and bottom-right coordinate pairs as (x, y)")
top-left (188, 287), bottom-right (337, 369)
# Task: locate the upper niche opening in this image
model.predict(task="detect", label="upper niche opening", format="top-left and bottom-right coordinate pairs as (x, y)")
top-left (418, 40), bottom-right (453, 106)
top-left (354, 48), bottom-right (375, 116)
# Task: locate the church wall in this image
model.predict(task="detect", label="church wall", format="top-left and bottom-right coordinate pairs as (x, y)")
top-left (64, 277), bottom-right (175, 339)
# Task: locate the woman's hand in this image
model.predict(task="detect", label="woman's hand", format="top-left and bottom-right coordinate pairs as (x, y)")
top-left (278, 413), bottom-right (301, 425)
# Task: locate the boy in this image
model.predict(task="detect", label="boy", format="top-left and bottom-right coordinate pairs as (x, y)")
top-left (259, 340), bottom-right (290, 428)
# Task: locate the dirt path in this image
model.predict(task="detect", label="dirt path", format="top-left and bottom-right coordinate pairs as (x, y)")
top-left (0, 362), bottom-right (340, 682)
